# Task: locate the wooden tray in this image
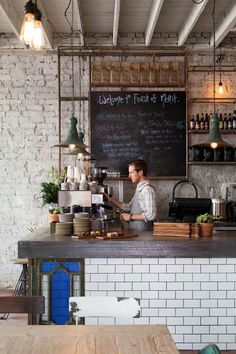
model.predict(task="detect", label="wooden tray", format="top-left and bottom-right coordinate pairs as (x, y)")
top-left (153, 222), bottom-right (190, 238)
top-left (71, 232), bottom-right (138, 240)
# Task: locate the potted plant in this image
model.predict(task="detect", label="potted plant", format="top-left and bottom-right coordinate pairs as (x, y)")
top-left (196, 213), bottom-right (214, 237)
top-left (48, 207), bottom-right (61, 222)
top-left (40, 167), bottom-right (65, 222)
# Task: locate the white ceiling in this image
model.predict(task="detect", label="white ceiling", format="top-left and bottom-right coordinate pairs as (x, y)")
top-left (0, 0), bottom-right (236, 50)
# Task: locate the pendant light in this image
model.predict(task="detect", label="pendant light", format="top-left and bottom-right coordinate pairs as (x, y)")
top-left (20, 0), bottom-right (46, 50)
top-left (198, 0), bottom-right (230, 149)
top-left (55, 0), bottom-right (88, 150)
top-left (217, 44), bottom-right (224, 95)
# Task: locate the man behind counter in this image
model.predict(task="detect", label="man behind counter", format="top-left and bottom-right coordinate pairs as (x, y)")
top-left (104, 159), bottom-right (157, 231)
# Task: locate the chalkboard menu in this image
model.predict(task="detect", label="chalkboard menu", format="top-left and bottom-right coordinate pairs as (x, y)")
top-left (91, 91), bottom-right (186, 178)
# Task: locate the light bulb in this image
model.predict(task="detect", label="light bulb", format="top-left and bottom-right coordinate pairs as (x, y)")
top-left (218, 81), bottom-right (224, 95)
top-left (77, 153), bottom-right (84, 159)
top-left (69, 144), bottom-right (76, 149)
top-left (20, 13), bottom-right (35, 45)
top-left (210, 142), bottom-right (218, 149)
top-left (31, 20), bottom-right (45, 50)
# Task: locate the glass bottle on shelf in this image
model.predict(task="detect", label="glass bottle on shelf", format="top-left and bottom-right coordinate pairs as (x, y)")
top-left (190, 115), bottom-right (195, 130)
top-left (228, 113), bottom-right (232, 130)
top-left (223, 113), bottom-right (228, 130)
top-left (219, 113), bottom-right (223, 130)
top-left (200, 113), bottom-right (205, 130)
top-left (233, 110), bottom-right (236, 130)
top-left (204, 113), bottom-right (209, 130)
top-left (195, 113), bottom-right (200, 130)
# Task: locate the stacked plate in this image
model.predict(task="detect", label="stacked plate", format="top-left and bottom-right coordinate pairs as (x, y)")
top-left (55, 222), bottom-right (73, 236)
top-left (73, 218), bottom-right (90, 235)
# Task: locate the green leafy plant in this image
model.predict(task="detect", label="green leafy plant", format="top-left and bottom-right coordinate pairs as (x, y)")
top-left (196, 213), bottom-right (214, 224)
top-left (40, 167), bottom-right (66, 206)
top-left (48, 207), bottom-right (61, 214)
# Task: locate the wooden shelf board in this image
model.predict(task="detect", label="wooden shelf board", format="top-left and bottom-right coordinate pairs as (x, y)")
top-left (188, 162), bottom-right (236, 165)
top-left (60, 96), bottom-right (89, 101)
top-left (188, 98), bottom-right (236, 103)
top-left (188, 130), bottom-right (236, 134)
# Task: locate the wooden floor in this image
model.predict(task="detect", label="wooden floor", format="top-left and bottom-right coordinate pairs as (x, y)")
top-left (0, 289), bottom-right (235, 353)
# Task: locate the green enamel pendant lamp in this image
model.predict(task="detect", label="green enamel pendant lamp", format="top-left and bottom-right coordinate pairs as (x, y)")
top-left (54, 115), bottom-right (88, 149)
top-left (197, 0), bottom-right (231, 150)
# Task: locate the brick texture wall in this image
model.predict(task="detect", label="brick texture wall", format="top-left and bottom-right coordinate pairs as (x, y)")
top-left (0, 45), bottom-right (236, 287)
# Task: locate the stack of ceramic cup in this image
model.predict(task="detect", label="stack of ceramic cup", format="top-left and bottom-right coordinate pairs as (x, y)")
top-left (55, 222), bottom-right (73, 236)
top-left (73, 213), bottom-right (90, 235)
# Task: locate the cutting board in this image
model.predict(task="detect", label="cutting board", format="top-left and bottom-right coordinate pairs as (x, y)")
top-left (153, 222), bottom-right (190, 238)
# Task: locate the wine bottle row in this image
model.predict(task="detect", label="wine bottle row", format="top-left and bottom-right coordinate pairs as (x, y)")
top-left (189, 111), bottom-right (236, 130)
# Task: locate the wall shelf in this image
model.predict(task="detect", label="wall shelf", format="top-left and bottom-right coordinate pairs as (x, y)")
top-left (188, 130), bottom-right (236, 134)
top-left (188, 98), bottom-right (236, 104)
top-left (188, 162), bottom-right (236, 165)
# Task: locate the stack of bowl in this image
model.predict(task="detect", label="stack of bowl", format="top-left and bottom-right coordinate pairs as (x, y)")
top-left (55, 222), bottom-right (73, 236)
top-left (59, 213), bottom-right (73, 223)
top-left (73, 213), bottom-right (90, 236)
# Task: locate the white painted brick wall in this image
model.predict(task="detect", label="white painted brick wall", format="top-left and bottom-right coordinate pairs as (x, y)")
top-left (85, 258), bottom-right (236, 350)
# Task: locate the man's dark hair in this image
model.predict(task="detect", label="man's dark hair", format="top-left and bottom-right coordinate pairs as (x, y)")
top-left (128, 159), bottom-right (148, 176)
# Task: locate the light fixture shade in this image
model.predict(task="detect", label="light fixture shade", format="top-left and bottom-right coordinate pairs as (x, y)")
top-left (54, 115), bottom-right (88, 148)
top-left (197, 113), bottom-right (231, 149)
top-left (65, 146), bottom-right (91, 157)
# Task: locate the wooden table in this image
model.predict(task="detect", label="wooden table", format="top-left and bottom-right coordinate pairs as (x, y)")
top-left (0, 325), bottom-right (179, 354)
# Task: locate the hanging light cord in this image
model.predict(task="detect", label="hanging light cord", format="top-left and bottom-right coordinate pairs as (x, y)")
top-left (212, 0), bottom-right (216, 113)
top-left (71, 0), bottom-right (75, 115)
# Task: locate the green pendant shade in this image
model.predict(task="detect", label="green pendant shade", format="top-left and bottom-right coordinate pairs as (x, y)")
top-left (65, 146), bottom-right (91, 157)
top-left (197, 113), bottom-right (231, 149)
top-left (54, 115), bottom-right (88, 148)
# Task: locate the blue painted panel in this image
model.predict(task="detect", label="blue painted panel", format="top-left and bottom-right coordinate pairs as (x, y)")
top-left (50, 269), bottom-right (70, 324)
top-left (41, 261), bottom-right (81, 325)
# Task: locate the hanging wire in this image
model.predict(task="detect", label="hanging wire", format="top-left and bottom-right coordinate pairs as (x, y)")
top-left (71, 0), bottom-right (75, 115)
top-left (212, 0), bottom-right (216, 113)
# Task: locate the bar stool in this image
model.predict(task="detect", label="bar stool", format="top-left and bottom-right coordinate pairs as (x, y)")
top-left (0, 258), bottom-right (28, 320)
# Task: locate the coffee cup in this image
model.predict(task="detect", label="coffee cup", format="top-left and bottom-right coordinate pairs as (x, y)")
top-left (61, 181), bottom-right (70, 190)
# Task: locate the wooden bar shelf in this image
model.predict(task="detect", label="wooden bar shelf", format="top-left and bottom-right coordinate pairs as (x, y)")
top-left (188, 130), bottom-right (236, 134)
top-left (188, 162), bottom-right (236, 165)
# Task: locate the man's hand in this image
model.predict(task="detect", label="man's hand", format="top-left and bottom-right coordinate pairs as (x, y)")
top-left (121, 213), bottom-right (131, 222)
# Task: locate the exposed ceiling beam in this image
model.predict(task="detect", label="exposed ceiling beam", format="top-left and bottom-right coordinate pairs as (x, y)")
top-left (74, 0), bottom-right (84, 46)
top-left (113, 0), bottom-right (120, 46)
top-left (210, 1), bottom-right (236, 48)
top-left (0, 0), bottom-right (22, 39)
top-left (37, 0), bottom-right (53, 49)
top-left (145, 0), bottom-right (164, 47)
top-left (178, 0), bottom-right (209, 46)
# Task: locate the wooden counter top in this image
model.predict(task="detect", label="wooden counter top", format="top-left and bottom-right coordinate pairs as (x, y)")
top-left (18, 226), bottom-right (236, 259)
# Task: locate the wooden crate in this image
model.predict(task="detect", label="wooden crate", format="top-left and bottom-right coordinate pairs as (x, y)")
top-left (153, 222), bottom-right (190, 238)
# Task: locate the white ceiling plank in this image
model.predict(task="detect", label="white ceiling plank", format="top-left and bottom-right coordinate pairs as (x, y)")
top-left (145, 0), bottom-right (164, 47)
top-left (210, 1), bottom-right (236, 48)
top-left (0, 0), bottom-right (22, 38)
top-left (37, 0), bottom-right (53, 49)
top-left (178, 0), bottom-right (209, 46)
top-left (74, 0), bottom-right (84, 46)
top-left (113, 0), bottom-right (120, 46)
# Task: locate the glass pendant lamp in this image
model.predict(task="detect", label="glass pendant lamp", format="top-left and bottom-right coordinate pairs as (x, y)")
top-left (30, 9), bottom-right (46, 51)
top-left (20, 0), bottom-right (36, 46)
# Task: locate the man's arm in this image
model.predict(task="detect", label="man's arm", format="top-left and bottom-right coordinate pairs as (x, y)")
top-left (103, 193), bottom-right (122, 209)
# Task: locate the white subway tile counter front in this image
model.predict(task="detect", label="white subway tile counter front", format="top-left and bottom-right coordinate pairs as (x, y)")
top-left (18, 226), bottom-right (236, 350)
